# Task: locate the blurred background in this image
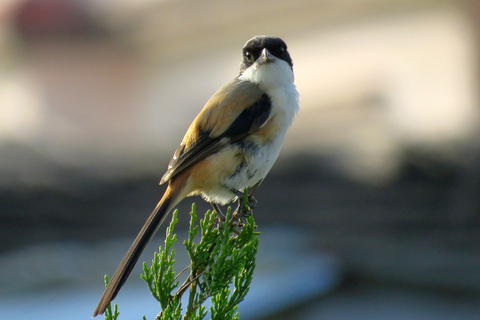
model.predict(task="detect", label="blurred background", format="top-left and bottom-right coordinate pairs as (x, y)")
top-left (1, 0), bottom-right (480, 319)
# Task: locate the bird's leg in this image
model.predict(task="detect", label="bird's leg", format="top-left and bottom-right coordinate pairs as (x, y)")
top-left (247, 179), bottom-right (263, 209)
top-left (226, 179), bottom-right (264, 227)
top-left (210, 202), bottom-right (225, 222)
top-left (230, 189), bottom-right (249, 218)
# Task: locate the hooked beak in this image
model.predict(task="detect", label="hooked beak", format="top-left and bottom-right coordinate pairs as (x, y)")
top-left (258, 48), bottom-right (274, 65)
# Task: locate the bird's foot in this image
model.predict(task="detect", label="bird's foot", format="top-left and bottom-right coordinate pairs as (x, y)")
top-left (211, 203), bottom-right (226, 223)
top-left (231, 192), bottom-right (256, 225)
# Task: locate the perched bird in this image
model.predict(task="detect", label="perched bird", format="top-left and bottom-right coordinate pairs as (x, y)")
top-left (93, 35), bottom-right (299, 317)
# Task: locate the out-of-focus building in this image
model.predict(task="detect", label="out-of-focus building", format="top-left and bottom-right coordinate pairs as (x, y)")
top-left (1, 0), bottom-right (479, 186)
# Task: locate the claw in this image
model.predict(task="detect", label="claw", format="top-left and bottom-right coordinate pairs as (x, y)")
top-left (247, 195), bottom-right (257, 209)
top-left (211, 203), bottom-right (225, 222)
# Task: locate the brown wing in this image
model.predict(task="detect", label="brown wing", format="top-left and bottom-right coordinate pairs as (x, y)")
top-left (160, 79), bottom-right (271, 184)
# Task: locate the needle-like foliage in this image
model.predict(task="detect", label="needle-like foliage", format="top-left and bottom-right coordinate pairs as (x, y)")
top-left (104, 193), bottom-right (259, 320)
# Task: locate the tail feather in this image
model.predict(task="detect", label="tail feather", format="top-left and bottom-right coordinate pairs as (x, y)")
top-left (93, 187), bottom-right (180, 317)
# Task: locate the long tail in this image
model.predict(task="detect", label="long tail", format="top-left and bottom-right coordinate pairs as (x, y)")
top-left (93, 185), bottom-right (183, 317)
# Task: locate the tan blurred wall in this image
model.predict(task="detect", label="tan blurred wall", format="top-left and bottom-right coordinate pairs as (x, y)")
top-left (0, 0), bottom-right (478, 185)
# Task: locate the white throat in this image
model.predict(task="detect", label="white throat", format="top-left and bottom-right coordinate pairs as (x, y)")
top-left (238, 58), bottom-right (295, 90)
top-left (238, 57), bottom-right (298, 126)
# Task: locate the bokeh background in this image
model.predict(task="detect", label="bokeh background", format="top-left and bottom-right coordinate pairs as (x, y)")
top-left (1, 0), bottom-right (480, 319)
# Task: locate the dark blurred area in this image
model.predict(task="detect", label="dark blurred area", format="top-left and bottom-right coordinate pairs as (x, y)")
top-left (1, 0), bottom-right (480, 319)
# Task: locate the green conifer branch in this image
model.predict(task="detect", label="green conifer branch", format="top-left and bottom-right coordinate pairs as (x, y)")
top-left (136, 193), bottom-right (259, 320)
top-left (102, 193), bottom-right (258, 320)
top-left (103, 276), bottom-right (120, 320)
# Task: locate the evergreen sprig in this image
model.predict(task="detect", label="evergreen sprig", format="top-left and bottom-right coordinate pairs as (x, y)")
top-left (141, 211), bottom-right (180, 310)
top-left (103, 276), bottom-right (120, 320)
top-left (136, 196), bottom-right (259, 320)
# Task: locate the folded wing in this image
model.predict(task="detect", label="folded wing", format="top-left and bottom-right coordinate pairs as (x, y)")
top-left (160, 79), bottom-right (271, 184)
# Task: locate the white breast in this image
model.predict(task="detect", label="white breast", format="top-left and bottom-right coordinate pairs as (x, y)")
top-left (227, 58), bottom-right (299, 191)
top-left (228, 84), bottom-right (298, 188)
top-left (201, 54), bottom-right (299, 204)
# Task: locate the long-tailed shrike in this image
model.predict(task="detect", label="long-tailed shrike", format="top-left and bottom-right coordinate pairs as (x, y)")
top-left (93, 35), bottom-right (299, 316)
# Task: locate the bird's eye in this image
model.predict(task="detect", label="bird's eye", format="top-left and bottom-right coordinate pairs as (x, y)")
top-left (244, 51), bottom-right (254, 62)
top-left (277, 47), bottom-right (285, 55)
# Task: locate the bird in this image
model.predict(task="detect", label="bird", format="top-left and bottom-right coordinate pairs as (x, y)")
top-left (93, 35), bottom-right (299, 317)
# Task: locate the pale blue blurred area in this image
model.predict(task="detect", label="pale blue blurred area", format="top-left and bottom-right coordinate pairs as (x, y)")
top-left (1, 0), bottom-right (480, 319)
top-left (0, 227), bottom-right (341, 319)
